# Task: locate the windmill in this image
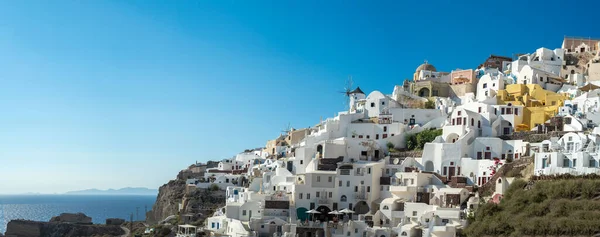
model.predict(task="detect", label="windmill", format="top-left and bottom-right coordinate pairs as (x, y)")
top-left (281, 122), bottom-right (292, 135)
top-left (339, 75), bottom-right (354, 110)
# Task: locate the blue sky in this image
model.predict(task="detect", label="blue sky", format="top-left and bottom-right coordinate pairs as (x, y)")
top-left (0, 0), bottom-right (598, 194)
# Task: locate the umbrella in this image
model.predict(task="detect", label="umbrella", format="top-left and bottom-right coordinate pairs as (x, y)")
top-left (328, 210), bottom-right (342, 215)
top-left (305, 209), bottom-right (320, 221)
top-left (339, 208), bottom-right (355, 214)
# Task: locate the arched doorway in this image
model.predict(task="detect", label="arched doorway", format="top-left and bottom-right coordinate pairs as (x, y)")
top-left (445, 133), bottom-right (459, 143)
top-left (316, 145), bottom-right (323, 158)
top-left (425, 161), bottom-right (434, 172)
top-left (296, 207), bottom-right (309, 221)
top-left (418, 88), bottom-right (430, 97)
top-left (315, 205), bottom-right (332, 221)
top-left (353, 201), bottom-right (370, 215)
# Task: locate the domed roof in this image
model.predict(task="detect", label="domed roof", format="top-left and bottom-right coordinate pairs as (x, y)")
top-left (416, 61), bottom-right (436, 73)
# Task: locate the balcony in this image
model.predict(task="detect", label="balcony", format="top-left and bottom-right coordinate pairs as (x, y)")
top-left (355, 192), bottom-right (367, 200)
top-left (317, 198), bottom-right (331, 204)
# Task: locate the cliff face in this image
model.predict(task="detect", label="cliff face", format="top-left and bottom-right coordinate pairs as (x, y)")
top-left (5, 220), bottom-right (124, 237)
top-left (146, 169), bottom-right (227, 225)
top-left (146, 179), bottom-right (186, 224)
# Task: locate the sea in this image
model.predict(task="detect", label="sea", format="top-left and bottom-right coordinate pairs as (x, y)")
top-left (0, 195), bottom-right (156, 234)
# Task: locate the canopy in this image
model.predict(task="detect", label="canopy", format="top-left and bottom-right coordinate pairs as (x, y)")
top-left (580, 83), bottom-right (600, 92)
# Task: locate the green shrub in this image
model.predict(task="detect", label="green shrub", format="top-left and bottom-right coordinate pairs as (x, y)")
top-left (209, 184), bottom-right (220, 191)
top-left (464, 178), bottom-right (600, 237)
top-left (424, 99), bottom-right (435, 109)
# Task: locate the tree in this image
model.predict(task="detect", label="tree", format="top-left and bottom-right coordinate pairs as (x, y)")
top-left (405, 134), bottom-right (417, 150)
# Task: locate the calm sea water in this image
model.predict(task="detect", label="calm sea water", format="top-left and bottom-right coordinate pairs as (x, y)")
top-left (0, 195), bottom-right (156, 234)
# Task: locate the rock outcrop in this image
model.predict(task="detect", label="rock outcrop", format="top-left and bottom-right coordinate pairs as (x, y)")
top-left (5, 220), bottom-right (124, 237)
top-left (146, 169), bottom-right (226, 225)
top-left (49, 213), bottom-right (92, 224)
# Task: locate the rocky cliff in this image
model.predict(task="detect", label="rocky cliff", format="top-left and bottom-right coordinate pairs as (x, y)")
top-left (5, 220), bottom-right (124, 237)
top-left (146, 169), bottom-right (226, 225)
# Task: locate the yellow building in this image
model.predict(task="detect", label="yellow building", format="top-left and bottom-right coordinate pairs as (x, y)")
top-left (497, 84), bottom-right (569, 130)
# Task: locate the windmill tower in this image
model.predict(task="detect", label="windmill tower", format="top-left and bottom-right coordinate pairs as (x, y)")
top-left (339, 76), bottom-right (365, 112)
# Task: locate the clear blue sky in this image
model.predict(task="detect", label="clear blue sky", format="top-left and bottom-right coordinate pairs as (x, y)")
top-left (0, 0), bottom-right (598, 194)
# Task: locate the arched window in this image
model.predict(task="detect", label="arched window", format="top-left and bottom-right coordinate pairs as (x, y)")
top-left (401, 232), bottom-right (407, 236)
top-left (478, 120), bottom-right (481, 128)
top-left (498, 179), bottom-right (502, 184)
top-left (471, 118), bottom-right (474, 126)
top-left (341, 195), bottom-right (347, 202)
top-left (383, 205), bottom-right (389, 210)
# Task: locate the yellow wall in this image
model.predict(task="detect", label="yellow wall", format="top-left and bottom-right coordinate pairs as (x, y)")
top-left (497, 84), bottom-right (568, 129)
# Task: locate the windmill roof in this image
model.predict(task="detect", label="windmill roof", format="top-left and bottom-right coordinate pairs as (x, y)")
top-left (349, 87), bottom-right (365, 94)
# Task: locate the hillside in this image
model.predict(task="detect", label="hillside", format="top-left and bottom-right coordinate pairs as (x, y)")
top-left (464, 177), bottom-right (600, 237)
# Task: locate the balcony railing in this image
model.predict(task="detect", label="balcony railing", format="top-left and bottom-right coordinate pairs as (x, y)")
top-left (317, 198), bottom-right (331, 204)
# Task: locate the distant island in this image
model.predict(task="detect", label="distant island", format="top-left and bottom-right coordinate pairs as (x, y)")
top-left (64, 187), bottom-right (158, 196)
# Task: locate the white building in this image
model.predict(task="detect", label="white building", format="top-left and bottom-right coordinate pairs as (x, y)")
top-left (534, 132), bottom-right (600, 175)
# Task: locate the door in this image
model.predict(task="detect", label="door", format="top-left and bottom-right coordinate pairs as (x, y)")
top-left (374, 150), bottom-right (380, 159)
top-left (448, 167), bottom-right (456, 179)
top-left (542, 158), bottom-right (547, 168)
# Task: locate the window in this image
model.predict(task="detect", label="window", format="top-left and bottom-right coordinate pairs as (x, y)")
top-left (370, 102), bottom-right (375, 107)
top-left (328, 176), bottom-right (332, 182)
top-left (443, 167), bottom-right (447, 175)
top-left (486, 146), bottom-right (490, 150)
top-left (355, 229), bottom-right (358, 233)
top-left (478, 120), bottom-right (481, 128)
top-left (383, 134), bottom-right (388, 138)
top-left (471, 118), bottom-right (474, 126)
top-left (573, 159), bottom-right (577, 167)
top-left (352, 135), bottom-right (355, 138)
top-left (563, 159), bottom-right (570, 167)
top-left (383, 126), bottom-right (387, 132)
top-left (367, 186), bottom-right (370, 192)
top-left (383, 205), bottom-right (389, 210)
top-left (413, 211), bottom-right (417, 216)
top-left (442, 219), bottom-right (449, 224)
top-left (368, 168), bottom-right (371, 174)
top-left (477, 152), bottom-right (482, 159)
top-left (355, 186), bottom-right (358, 192)
top-left (366, 135), bottom-right (370, 139)
top-left (376, 134), bottom-right (379, 140)
top-left (339, 180), bottom-right (342, 187)
top-left (243, 210), bottom-right (247, 216)
top-left (590, 159), bottom-right (597, 167)
top-left (501, 108), bottom-right (505, 114)
top-left (329, 192), bottom-right (333, 198)
top-left (341, 195), bottom-right (347, 202)
top-left (458, 111), bottom-right (462, 116)
top-left (299, 193), bottom-right (303, 199)
top-left (317, 176), bottom-right (321, 182)
top-left (515, 108), bottom-right (518, 115)
top-left (483, 83), bottom-right (487, 89)
top-left (300, 160), bottom-right (304, 165)
top-left (411, 179), bottom-right (414, 185)
top-left (478, 107), bottom-right (482, 113)
top-left (359, 135), bottom-right (363, 138)
top-left (381, 101), bottom-right (385, 105)
top-left (347, 181), bottom-right (350, 187)
top-left (316, 192), bottom-right (320, 198)
top-left (494, 108), bottom-right (497, 115)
